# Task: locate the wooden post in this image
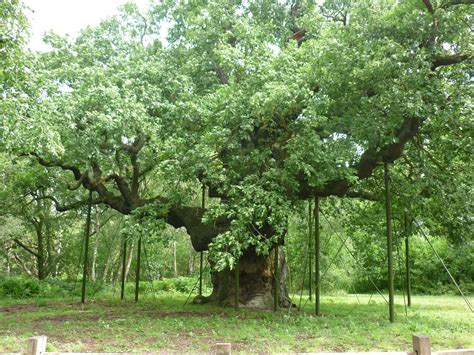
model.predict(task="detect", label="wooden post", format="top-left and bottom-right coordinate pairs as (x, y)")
top-left (314, 195), bottom-right (321, 316)
top-left (235, 258), bottom-right (240, 310)
top-left (405, 214), bottom-right (412, 307)
top-left (413, 334), bottom-right (431, 355)
top-left (120, 238), bottom-right (127, 300)
top-left (81, 190), bottom-right (93, 304)
top-left (215, 342), bottom-right (231, 354)
top-left (27, 336), bottom-right (47, 355)
top-left (274, 244), bottom-right (279, 312)
top-left (135, 236), bottom-right (142, 302)
top-left (384, 162), bottom-right (395, 323)
top-left (308, 199), bottom-right (313, 302)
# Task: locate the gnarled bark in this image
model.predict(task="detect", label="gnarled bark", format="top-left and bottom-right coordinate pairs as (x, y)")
top-left (193, 246), bottom-right (292, 309)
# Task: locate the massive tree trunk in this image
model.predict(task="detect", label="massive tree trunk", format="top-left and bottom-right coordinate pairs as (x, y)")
top-left (193, 246), bottom-right (292, 309)
top-left (167, 206), bottom-right (292, 309)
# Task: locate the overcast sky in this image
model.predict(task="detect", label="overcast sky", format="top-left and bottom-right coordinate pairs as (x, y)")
top-left (24, 0), bottom-right (150, 51)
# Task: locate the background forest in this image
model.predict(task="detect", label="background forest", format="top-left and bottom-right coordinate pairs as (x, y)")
top-left (1, 192), bottom-right (472, 299)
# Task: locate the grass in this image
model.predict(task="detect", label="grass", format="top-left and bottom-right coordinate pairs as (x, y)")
top-left (0, 293), bottom-right (472, 353)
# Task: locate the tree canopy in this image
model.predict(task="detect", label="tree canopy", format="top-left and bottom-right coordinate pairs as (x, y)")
top-left (1, 0), bottom-right (472, 275)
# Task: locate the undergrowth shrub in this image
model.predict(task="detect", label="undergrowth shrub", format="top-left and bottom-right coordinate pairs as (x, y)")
top-left (0, 276), bottom-right (109, 299)
top-left (123, 277), bottom-right (196, 296)
top-left (0, 277), bottom-right (42, 298)
top-left (0, 276), bottom-right (71, 298)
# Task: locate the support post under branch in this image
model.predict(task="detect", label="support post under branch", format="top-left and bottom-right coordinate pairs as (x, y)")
top-left (314, 195), bottom-right (321, 316)
top-left (384, 162), bottom-right (395, 323)
top-left (273, 245), bottom-right (279, 312)
top-left (199, 185), bottom-right (206, 296)
top-left (235, 258), bottom-right (240, 310)
top-left (405, 214), bottom-right (412, 307)
top-left (81, 190), bottom-right (93, 304)
top-left (308, 200), bottom-right (313, 302)
top-left (121, 238), bottom-right (127, 300)
top-left (135, 236), bottom-right (142, 303)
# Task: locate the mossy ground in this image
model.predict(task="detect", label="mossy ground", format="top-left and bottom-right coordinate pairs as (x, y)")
top-left (1, 293), bottom-right (472, 353)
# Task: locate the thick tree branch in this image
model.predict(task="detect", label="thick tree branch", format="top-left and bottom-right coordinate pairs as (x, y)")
top-left (92, 161), bottom-right (103, 180)
top-left (120, 135), bottom-right (148, 155)
top-left (12, 253), bottom-right (34, 276)
top-left (33, 153), bottom-right (82, 181)
top-left (290, 30), bottom-right (306, 46)
top-left (33, 195), bottom-right (101, 212)
top-left (166, 206), bottom-right (230, 252)
top-left (13, 238), bottom-right (39, 258)
top-left (422, 0), bottom-right (435, 13)
top-left (120, 135), bottom-right (149, 200)
top-left (66, 175), bottom-right (85, 191)
top-left (432, 54), bottom-right (472, 69)
top-left (32, 153), bottom-right (136, 214)
top-left (297, 117), bottom-right (421, 199)
top-left (441, 0), bottom-right (474, 9)
top-left (103, 174), bottom-right (133, 206)
top-left (357, 117), bottom-right (421, 178)
top-left (214, 66), bottom-right (229, 85)
top-left (82, 174), bottom-right (133, 214)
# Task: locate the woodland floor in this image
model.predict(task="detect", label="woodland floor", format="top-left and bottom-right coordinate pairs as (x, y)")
top-left (0, 294), bottom-right (472, 353)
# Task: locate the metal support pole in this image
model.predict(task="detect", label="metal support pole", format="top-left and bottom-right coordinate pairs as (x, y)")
top-left (235, 258), bottom-right (240, 310)
top-left (405, 214), bottom-right (412, 307)
top-left (81, 190), bottom-right (93, 304)
top-left (308, 200), bottom-right (313, 302)
top-left (202, 184), bottom-right (206, 209)
top-left (384, 162), bottom-right (395, 322)
top-left (198, 252), bottom-right (203, 296)
top-left (273, 245), bottom-right (279, 312)
top-left (199, 185), bottom-right (206, 296)
top-left (314, 196), bottom-right (321, 316)
top-left (121, 239), bottom-right (127, 300)
top-left (135, 236), bottom-right (142, 302)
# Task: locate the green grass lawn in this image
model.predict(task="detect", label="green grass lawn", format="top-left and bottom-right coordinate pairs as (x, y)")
top-left (0, 293), bottom-right (472, 353)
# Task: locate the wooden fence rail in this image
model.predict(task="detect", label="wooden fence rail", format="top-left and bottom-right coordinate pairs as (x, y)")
top-left (5, 334), bottom-right (473, 355)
